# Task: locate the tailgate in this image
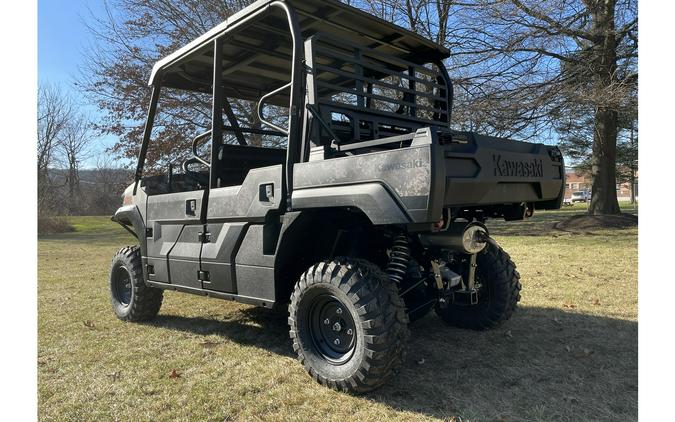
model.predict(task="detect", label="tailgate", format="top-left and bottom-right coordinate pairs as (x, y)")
top-left (441, 131), bottom-right (564, 209)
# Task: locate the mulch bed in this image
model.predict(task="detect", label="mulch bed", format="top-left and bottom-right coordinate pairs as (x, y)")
top-left (554, 213), bottom-right (638, 232)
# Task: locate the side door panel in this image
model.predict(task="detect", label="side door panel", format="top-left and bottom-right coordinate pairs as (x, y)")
top-left (207, 166), bottom-right (283, 221)
top-left (234, 224), bottom-right (277, 302)
top-left (145, 190), bottom-right (205, 287)
top-left (200, 222), bottom-right (247, 293)
top-left (167, 224), bottom-right (204, 289)
top-left (204, 165), bottom-right (283, 295)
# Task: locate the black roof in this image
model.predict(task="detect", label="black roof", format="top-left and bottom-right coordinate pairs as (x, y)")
top-left (149, 0), bottom-right (450, 102)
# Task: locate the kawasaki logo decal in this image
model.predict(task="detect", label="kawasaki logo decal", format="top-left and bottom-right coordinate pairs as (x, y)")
top-left (493, 155), bottom-right (543, 178)
top-left (379, 160), bottom-right (429, 172)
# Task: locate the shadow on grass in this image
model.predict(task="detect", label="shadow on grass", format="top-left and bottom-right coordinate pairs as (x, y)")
top-left (489, 207), bottom-right (638, 237)
top-left (39, 227), bottom-right (135, 243)
top-left (147, 307), bottom-right (294, 358)
top-left (147, 305), bottom-right (637, 421)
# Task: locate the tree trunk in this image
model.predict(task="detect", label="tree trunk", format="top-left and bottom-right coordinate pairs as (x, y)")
top-left (588, 0), bottom-right (621, 215)
top-left (588, 107), bottom-right (620, 214)
top-left (629, 123), bottom-right (636, 204)
top-left (68, 154), bottom-right (79, 215)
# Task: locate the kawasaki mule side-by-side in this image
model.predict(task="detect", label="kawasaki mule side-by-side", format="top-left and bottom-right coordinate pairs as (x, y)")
top-left (109, 0), bottom-right (564, 393)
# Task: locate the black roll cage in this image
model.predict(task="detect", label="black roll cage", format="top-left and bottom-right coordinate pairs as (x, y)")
top-left (133, 0), bottom-right (453, 208)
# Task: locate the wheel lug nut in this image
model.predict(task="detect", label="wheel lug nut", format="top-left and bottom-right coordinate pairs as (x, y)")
top-left (347, 329), bottom-right (353, 335)
top-left (336, 308), bottom-right (342, 315)
top-left (333, 322), bottom-right (341, 332)
top-left (334, 339), bottom-right (340, 345)
top-left (324, 318), bottom-right (330, 325)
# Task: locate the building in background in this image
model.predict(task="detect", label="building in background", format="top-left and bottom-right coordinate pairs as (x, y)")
top-left (564, 168), bottom-right (637, 202)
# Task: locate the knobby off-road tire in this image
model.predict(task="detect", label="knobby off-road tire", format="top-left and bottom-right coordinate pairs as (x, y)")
top-left (288, 258), bottom-right (410, 394)
top-left (109, 246), bottom-right (163, 322)
top-left (435, 240), bottom-right (521, 330)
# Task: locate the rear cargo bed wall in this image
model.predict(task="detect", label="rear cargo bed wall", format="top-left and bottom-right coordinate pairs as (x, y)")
top-left (291, 130), bottom-right (441, 224)
top-left (443, 132), bottom-right (564, 208)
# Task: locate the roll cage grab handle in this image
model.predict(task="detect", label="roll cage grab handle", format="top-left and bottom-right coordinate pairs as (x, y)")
top-left (134, 1), bottom-right (304, 199)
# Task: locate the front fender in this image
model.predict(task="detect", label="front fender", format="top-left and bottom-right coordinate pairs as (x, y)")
top-left (112, 205), bottom-right (147, 256)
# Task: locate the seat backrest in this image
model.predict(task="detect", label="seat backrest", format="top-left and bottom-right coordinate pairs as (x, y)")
top-left (216, 144), bottom-right (286, 187)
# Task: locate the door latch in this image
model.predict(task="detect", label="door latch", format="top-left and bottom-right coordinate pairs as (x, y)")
top-left (197, 270), bottom-right (210, 282)
top-left (259, 183), bottom-right (274, 202)
top-left (186, 199), bottom-right (197, 216)
top-left (198, 232), bottom-right (211, 243)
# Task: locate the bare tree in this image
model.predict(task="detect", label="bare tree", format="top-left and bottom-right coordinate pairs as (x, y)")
top-left (354, 0), bottom-right (637, 215)
top-left (452, 0), bottom-right (637, 215)
top-left (38, 84), bottom-right (72, 214)
top-left (82, 0), bottom-right (636, 215)
top-left (58, 115), bottom-right (94, 214)
top-left (79, 0), bottom-right (257, 171)
top-left (88, 155), bottom-right (131, 215)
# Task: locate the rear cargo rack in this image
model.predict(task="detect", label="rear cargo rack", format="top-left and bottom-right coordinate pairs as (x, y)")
top-left (304, 33), bottom-right (452, 147)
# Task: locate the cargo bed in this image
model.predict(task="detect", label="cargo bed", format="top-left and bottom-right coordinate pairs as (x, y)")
top-left (292, 127), bottom-right (565, 225)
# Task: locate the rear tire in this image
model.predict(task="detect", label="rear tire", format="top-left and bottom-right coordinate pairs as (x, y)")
top-left (288, 258), bottom-right (409, 393)
top-left (435, 240), bottom-right (521, 330)
top-left (109, 246), bottom-right (163, 321)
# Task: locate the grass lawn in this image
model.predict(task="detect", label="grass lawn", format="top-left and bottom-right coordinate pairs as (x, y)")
top-left (38, 204), bottom-right (637, 421)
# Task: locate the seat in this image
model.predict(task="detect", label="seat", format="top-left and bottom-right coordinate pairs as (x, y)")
top-left (216, 144), bottom-right (286, 187)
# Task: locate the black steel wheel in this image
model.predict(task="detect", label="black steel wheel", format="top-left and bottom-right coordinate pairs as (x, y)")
top-left (109, 246), bottom-right (163, 322)
top-left (435, 240), bottom-right (521, 330)
top-left (289, 258), bottom-right (409, 394)
top-left (308, 294), bottom-right (357, 363)
top-left (111, 265), bottom-right (133, 306)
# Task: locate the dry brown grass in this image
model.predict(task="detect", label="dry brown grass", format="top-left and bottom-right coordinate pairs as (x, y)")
top-left (38, 207), bottom-right (637, 421)
top-left (37, 216), bottom-right (74, 235)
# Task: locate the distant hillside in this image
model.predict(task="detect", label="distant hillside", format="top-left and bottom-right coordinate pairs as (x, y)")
top-left (48, 168), bottom-right (133, 185)
top-left (43, 168), bottom-right (134, 216)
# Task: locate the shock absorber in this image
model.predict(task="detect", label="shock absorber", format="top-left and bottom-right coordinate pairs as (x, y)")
top-left (386, 234), bottom-right (411, 284)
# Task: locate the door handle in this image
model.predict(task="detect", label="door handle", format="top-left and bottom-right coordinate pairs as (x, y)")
top-left (259, 183), bottom-right (274, 202)
top-left (185, 199), bottom-right (197, 215)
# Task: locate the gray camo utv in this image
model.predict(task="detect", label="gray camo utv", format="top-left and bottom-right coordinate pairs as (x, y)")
top-left (109, 0), bottom-right (564, 393)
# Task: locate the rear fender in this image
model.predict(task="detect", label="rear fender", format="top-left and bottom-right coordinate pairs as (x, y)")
top-left (291, 183), bottom-right (410, 225)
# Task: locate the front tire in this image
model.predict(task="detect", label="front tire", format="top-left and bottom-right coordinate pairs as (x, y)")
top-left (288, 258), bottom-right (409, 393)
top-left (109, 246), bottom-right (163, 321)
top-left (435, 240), bottom-right (521, 330)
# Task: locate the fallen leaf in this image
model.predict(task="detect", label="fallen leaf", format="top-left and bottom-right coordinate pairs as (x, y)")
top-left (504, 330), bottom-right (513, 338)
top-left (169, 369), bottom-right (181, 379)
top-left (83, 320), bottom-right (96, 329)
top-left (417, 358), bottom-right (426, 365)
top-left (565, 345), bottom-right (572, 352)
top-left (553, 317), bottom-right (562, 324)
top-left (563, 303), bottom-right (576, 309)
top-left (592, 299), bottom-right (601, 306)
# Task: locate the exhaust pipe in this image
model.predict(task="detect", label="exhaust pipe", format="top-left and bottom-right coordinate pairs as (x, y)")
top-left (418, 222), bottom-right (488, 254)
